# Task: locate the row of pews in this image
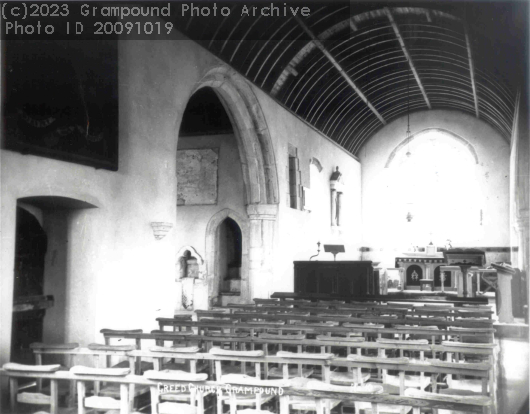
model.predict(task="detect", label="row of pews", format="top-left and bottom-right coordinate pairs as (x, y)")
top-left (2, 295), bottom-right (498, 414)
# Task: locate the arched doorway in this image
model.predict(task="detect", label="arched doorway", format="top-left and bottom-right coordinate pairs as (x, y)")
top-left (11, 207), bottom-right (48, 364)
top-left (205, 209), bottom-right (249, 306)
top-left (217, 218), bottom-right (243, 294)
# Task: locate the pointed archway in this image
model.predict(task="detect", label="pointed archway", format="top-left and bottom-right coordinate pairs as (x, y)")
top-left (205, 209), bottom-right (249, 305)
top-left (181, 67), bottom-right (279, 305)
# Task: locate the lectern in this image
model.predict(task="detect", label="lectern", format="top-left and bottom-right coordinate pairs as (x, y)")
top-left (323, 244), bottom-right (345, 261)
top-left (443, 249), bottom-right (485, 297)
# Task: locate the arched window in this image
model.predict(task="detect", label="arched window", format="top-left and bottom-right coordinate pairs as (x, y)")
top-left (386, 130), bottom-right (481, 248)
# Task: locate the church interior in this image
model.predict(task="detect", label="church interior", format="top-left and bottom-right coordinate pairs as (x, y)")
top-left (0, 1), bottom-right (529, 413)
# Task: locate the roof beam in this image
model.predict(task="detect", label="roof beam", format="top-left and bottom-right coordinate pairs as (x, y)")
top-left (385, 8), bottom-right (431, 109)
top-left (464, 28), bottom-right (480, 118)
top-left (294, 15), bottom-right (386, 125)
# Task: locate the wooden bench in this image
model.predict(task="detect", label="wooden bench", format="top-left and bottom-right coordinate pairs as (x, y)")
top-left (123, 334), bottom-right (496, 398)
top-left (2, 356), bottom-right (495, 414)
top-left (270, 292), bottom-right (489, 305)
top-left (157, 312), bottom-right (494, 333)
top-left (3, 362), bottom-right (62, 414)
top-left (132, 322), bottom-right (495, 346)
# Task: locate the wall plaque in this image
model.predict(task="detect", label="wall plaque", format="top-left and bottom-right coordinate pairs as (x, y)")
top-left (177, 149), bottom-right (219, 205)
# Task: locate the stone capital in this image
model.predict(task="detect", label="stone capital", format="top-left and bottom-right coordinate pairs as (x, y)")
top-left (246, 204), bottom-right (278, 220)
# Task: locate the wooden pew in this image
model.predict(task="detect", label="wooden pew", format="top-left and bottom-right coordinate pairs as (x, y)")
top-left (31, 344), bottom-right (148, 410)
top-left (108, 324), bottom-right (494, 347)
top-left (229, 302), bottom-right (493, 321)
top-left (157, 313), bottom-right (494, 333)
top-left (270, 292), bottom-right (489, 306)
top-left (1, 360), bottom-right (495, 414)
top-left (3, 362), bottom-right (62, 414)
top-left (30, 342), bottom-right (79, 406)
top-left (125, 336), bottom-right (495, 401)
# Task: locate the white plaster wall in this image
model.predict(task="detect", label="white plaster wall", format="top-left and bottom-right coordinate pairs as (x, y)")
top-left (176, 134), bottom-right (246, 254)
top-left (0, 35), bottom-right (363, 376)
top-left (250, 88), bottom-right (363, 296)
top-left (359, 110), bottom-right (511, 268)
top-left (0, 37), bottom-right (221, 367)
top-left (176, 133), bottom-right (247, 304)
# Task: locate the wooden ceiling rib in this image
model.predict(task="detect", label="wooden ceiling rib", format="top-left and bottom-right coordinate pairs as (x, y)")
top-left (172, 2), bottom-right (522, 155)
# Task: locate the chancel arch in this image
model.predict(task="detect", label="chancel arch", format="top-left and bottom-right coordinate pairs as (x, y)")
top-left (384, 129), bottom-right (482, 250)
top-left (385, 128), bottom-right (480, 168)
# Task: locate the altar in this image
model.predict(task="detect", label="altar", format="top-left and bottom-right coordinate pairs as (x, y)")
top-left (395, 255), bottom-right (456, 290)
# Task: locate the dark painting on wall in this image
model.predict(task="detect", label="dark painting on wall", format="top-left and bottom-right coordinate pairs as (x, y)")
top-left (3, 40), bottom-right (119, 171)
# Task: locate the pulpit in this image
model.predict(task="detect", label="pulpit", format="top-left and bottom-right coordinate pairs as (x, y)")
top-left (294, 261), bottom-right (378, 296)
top-left (491, 263), bottom-right (528, 323)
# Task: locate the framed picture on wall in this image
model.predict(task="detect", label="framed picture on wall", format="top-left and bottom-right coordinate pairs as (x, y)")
top-left (3, 40), bottom-right (119, 171)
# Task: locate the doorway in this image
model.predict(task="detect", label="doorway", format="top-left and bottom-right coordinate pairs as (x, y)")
top-left (217, 217), bottom-right (243, 294)
top-left (11, 207), bottom-right (48, 364)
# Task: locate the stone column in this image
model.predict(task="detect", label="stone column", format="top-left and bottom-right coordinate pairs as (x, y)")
top-left (456, 270), bottom-right (464, 297)
top-left (336, 192), bottom-right (343, 226)
top-left (398, 267), bottom-right (405, 290)
top-left (330, 188), bottom-right (337, 226)
top-left (515, 212), bottom-right (529, 275)
top-left (246, 204), bottom-right (278, 301)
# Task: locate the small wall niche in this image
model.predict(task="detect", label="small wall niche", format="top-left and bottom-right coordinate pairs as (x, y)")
top-left (175, 246), bottom-right (207, 311)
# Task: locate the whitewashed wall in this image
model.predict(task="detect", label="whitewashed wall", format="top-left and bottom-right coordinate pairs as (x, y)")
top-left (359, 110), bottom-right (510, 268)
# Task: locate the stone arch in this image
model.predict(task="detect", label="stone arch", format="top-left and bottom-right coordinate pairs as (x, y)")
top-left (205, 209), bottom-right (250, 303)
top-left (310, 157), bottom-right (323, 172)
top-left (176, 245), bottom-right (205, 281)
top-left (406, 264), bottom-right (424, 287)
top-left (190, 66), bottom-right (279, 206)
top-left (18, 195), bottom-right (99, 210)
top-left (385, 128), bottom-right (479, 168)
top-left (7, 195), bottom-right (100, 360)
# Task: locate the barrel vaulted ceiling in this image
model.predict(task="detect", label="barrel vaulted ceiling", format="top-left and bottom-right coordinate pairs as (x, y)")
top-left (171, 1), bottom-right (527, 156)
